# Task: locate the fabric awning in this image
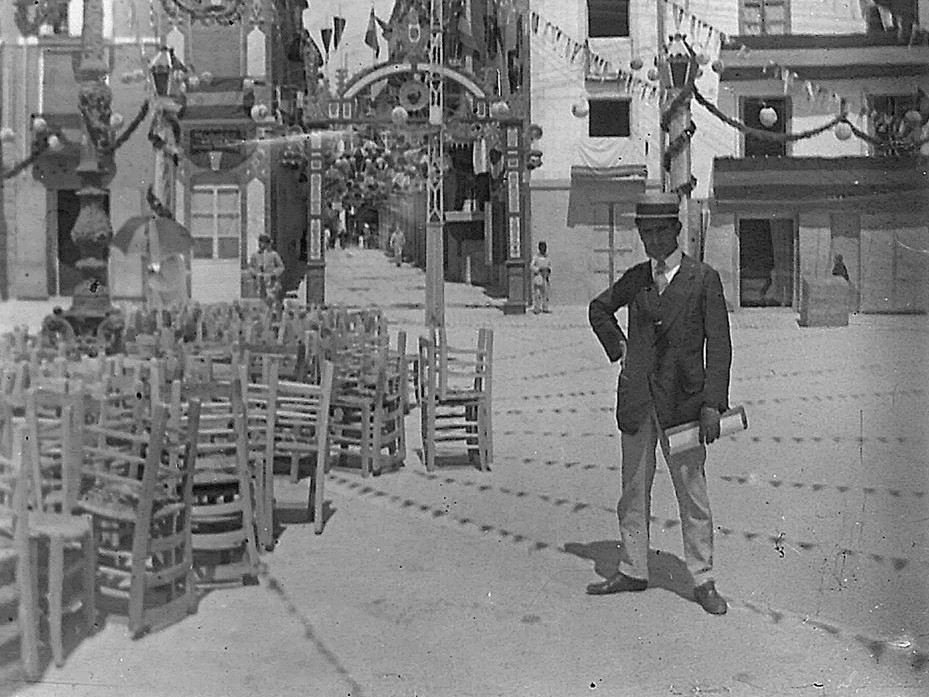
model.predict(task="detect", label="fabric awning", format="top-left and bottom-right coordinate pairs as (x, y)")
top-left (711, 155), bottom-right (929, 214)
top-left (566, 165), bottom-right (647, 227)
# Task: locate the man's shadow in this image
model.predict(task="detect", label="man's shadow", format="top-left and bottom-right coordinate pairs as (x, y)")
top-left (563, 540), bottom-right (695, 603)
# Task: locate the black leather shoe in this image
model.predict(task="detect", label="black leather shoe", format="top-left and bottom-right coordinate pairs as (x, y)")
top-left (586, 572), bottom-right (648, 595)
top-left (694, 581), bottom-right (727, 615)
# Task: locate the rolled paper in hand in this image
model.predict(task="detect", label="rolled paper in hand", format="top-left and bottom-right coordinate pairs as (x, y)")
top-left (663, 405), bottom-right (748, 456)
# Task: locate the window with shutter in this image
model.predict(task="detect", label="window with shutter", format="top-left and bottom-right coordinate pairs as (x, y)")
top-left (739, 0), bottom-right (789, 35)
top-left (190, 186), bottom-right (241, 260)
top-left (588, 0), bottom-right (630, 38)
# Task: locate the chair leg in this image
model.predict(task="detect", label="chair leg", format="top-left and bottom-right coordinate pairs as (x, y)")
top-left (263, 452), bottom-right (275, 550)
top-left (423, 401), bottom-right (435, 472)
top-left (289, 453), bottom-right (300, 484)
top-left (49, 536), bottom-right (64, 667)
top-left (19, 540), bottom-right (40, 680)
top-left (83, 530), bottom-right (96, 631)
top-left (312, 451), bottom-right (326, 535)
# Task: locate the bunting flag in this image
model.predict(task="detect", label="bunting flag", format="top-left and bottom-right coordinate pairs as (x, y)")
top-left (364, 8), bottom-right (380, 58)
top-left (320, 27), bottom-right (333, 57)
top-left (332, 16), bottom-right (347, 52)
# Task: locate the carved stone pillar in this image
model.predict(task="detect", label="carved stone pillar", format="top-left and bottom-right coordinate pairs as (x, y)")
top-left (502, 121), bottom-right (527, 315)
top-left (305, 132), bottom-right (325, 305)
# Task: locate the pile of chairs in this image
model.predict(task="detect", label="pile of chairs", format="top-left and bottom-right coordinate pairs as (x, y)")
top-left (0, 298), bottom-right (495, 680)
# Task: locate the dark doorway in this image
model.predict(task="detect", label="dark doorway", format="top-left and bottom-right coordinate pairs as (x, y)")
top-left (739, 218), bottom-right (794, 307)
top-left (54, 190), bottom-right (109, 296)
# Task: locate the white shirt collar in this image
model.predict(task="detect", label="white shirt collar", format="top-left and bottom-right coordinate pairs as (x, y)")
top-left (651, 248), bottom-right (683, 274)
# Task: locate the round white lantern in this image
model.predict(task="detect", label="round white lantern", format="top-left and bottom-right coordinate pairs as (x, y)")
top-left (696, 52), bottom-right (710, 65)
top-left (630, 57), bottom-right (644, 71)
top-left (199, 71), bottom-right (213, 85)
top-left (711, 59), bottom-right (725, 74)
top-left (646, 67), bottom-right (660, 82)
top-left (187, 74), bottom-right (201, 89)
top-left (834, 121), bottom-right (853, 141)
top-left (32, 117), bottom-right (48, 132)
top-left (46, 134), bottom-right (63, 152)
top-left (110, 113), bottom-right (124, 129)
top-left (250, 104), bottom-right (269, 121)
top-left (571, 99), bottom-right (590, 118)
top-left (759, 106), bottom-right (778, 128)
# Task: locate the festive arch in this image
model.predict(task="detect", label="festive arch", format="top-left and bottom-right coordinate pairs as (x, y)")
top-left (342, 61), bottom-right (488, 102)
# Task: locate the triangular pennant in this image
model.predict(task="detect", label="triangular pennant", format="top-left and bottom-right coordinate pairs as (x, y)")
top-left (364, 8), bottom-right (380, 58)
top-left (320, 27), bottom-right (333, 55)
top-left (332, 16), bottom-right (346, 51)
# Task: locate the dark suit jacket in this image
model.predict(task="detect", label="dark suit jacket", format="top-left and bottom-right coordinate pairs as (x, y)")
top-left (589, 254), bottom-right (732, 434)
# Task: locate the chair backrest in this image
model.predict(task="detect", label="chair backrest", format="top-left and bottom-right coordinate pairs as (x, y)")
top-left (24, 388), bottom-right (85, 514)
top-left (429, 327), bottom-right (492, 400)
top-left (275, 360), bottom-right (334, 453)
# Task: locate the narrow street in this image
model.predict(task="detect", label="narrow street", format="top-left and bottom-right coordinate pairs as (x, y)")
top-left (2, 248), bottom-right (927, 696)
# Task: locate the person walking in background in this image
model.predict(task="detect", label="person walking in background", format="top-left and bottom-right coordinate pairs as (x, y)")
top-left (832, 253), bottom-right (850, 282)
top-left (587, 193), bottom-right (733, 615)
top-left (389, 226), bottom-right (405, 267)
top-left (249, 234), bottom-right (285, 311)
top-left (530, 241), bottom-right (552, 314)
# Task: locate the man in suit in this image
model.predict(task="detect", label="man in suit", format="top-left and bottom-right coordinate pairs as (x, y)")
top-left (587, 193), bottom-right (732, 615)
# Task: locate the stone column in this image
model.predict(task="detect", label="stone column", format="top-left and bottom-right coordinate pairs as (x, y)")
top-left (502, 121), bottom-right (527, 315)
top-left (305, 132), bottom-right (325, 305)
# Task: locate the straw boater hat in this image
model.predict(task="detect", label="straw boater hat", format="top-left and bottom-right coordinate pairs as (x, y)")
top-left (634, 192), bottom-right (681, 224)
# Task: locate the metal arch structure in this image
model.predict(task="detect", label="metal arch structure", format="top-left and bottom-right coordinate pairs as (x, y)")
top-left (300, 0), bottom-right (531, 326)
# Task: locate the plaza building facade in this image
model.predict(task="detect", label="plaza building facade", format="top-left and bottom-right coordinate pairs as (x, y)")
top-left (0, 0), bottom-right (307, 304)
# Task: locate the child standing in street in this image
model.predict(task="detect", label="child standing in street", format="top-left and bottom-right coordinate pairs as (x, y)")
top-left (530, 241), bottom-right (552, 314)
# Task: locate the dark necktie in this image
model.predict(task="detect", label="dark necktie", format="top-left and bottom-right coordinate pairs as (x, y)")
top-left (654, 260), bottom-right (669, 295)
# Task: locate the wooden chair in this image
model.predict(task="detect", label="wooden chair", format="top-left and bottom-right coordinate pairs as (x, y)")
top-left (329, 342), bottom-right (405, 478)
top-left (418, 327), bottom-right (493, 472)
top-left (21, 391), bottom-right (96, 669)
top-left (0, 426), bottom-right (40, 679)
top-left (169, 377), bottom-right (261, 586)
top-left (274, 361), bottom-right (334, 534)
top-left (78, 400), bottom-right (200, 639)
top-left (238, 361), bottom-right (279, 551)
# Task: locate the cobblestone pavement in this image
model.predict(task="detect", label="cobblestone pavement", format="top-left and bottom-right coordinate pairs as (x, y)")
top-left (1, 248), bottom-right (927, 696)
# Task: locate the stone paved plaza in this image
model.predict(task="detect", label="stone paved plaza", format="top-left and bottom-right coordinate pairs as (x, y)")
top-left (1, 248), bottom-right (927, 696)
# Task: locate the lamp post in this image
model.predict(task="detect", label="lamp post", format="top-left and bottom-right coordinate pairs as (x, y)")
top-left (658, 34), bottom-right (698, 257)
top-left (65, 0), bottom-right (117, 334)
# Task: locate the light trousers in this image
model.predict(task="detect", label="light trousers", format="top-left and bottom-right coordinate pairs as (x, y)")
top-left (617, 411), bottom-right (714, 586)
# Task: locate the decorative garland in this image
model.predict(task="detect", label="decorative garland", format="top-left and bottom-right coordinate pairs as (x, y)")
top-left (1, 142), bottom-right (49, 180)
top-left (692, 87), bottom-right (846, 143)
top-left (106, 99), bottom-right (151, 153)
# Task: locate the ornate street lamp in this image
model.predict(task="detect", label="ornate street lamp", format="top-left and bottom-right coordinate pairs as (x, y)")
top-left (65, 0), bottom-right (117, 335)
top-left (659, 34), bottom-right (696, 91)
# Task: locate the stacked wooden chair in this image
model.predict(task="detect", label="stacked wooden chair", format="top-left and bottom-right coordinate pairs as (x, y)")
top-left (20, 388), bottom-right (96, 668)
top-left (168, 375), bottom-right (260, 586)
top-left (418, 327), bottom-right (494, 471)
top-left (79, 397), bottom-right (200, 638)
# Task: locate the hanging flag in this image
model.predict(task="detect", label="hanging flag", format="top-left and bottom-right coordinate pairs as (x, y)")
top-left (332, 16), bottom-right (347, 52)
top-left (460, 0), bottom-right (477, 55)
top-left (364, 7), bottom-right (380, 58)
top-left (320, 27), bottom-right (333, 56)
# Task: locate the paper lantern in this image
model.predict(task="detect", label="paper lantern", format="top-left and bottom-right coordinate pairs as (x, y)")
top-left (46, 134), bottom-right (63, 152)
top-left (187, 74), bottom-right (200, 88)
top-left (250, 103), bottom-right (269, 121)
top-left (199, 71), bottom-right (213, 85)
top-left (759, 106), bottom-right (778, 128)
top-left (32, 117), bottom-right (47, 132)
top-left (109, 113), bottom-right (124, 129)
top-left (696, 52), bottom-right (710, 65)
top-left (834, 122), bottom-right (852, 141)
top-left (571, 98), bottom-right (589, 118)
top-left (711, 59), bottom-right (724, 73)
top-left (904, 109), bottom-right (923, 125)
top-left (646, 67), bottom-right (660, 82)
top-left (630, 57), bottom-right (644, 71)
top-left (0, 127), bottom-right (15, 143)
top-left (391, 106), bottom-right (409, 125)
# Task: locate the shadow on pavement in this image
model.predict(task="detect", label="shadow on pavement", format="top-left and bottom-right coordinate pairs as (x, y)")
top-left (563, 541), bottom-right (695, 602)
